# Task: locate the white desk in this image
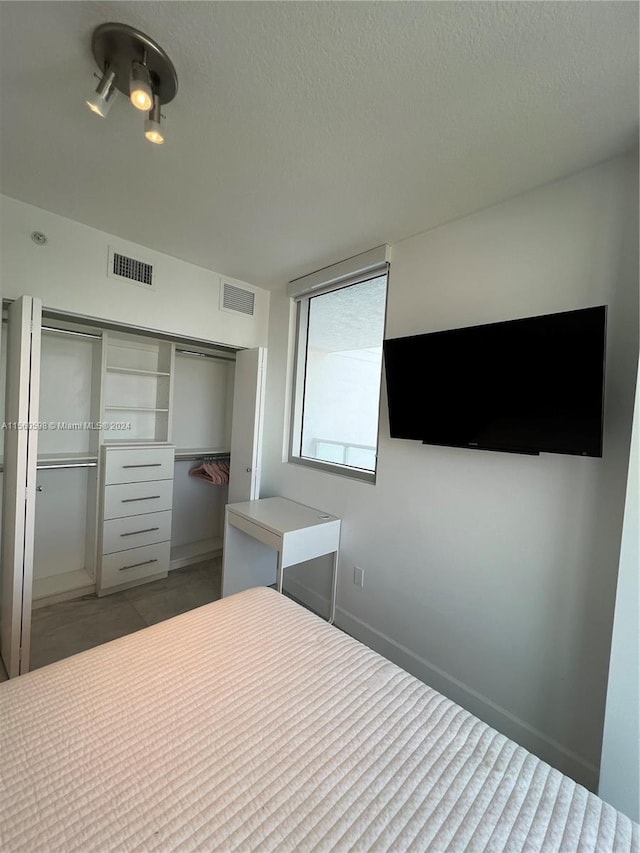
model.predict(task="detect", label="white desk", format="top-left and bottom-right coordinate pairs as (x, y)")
top-left (222, 497), bottom-right (341, 623)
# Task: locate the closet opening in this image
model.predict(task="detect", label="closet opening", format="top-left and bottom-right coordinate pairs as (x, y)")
top-left (1, 302), bottom-right (264, 678)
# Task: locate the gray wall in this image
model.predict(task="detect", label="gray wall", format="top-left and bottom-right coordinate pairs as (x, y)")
top-left (261, 153), bottom-right (639, 791)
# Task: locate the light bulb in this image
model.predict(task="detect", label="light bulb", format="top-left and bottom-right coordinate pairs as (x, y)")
top-left (130, 61), bottom-right (153, 111)
top-left (145, 126), bottom-right (164, 144)
top-left (144, 94), bottom-right (165, 144)
top-left (86, 68), bottom-right (117, 118)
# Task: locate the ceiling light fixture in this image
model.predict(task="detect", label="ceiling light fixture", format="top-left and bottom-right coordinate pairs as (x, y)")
top-left (144, 94), bottom-right (165, 144)
top-left (86, 68), bottom-right (118, 117)
top-left (87, 23), bottom-right (178, 144)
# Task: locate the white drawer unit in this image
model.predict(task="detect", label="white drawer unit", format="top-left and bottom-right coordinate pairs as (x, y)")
top-left (97, 445), bottom-right (175, 595)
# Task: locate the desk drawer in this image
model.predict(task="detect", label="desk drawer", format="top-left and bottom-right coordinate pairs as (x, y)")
top-left (103, 510), bottom-right (172, 555)
top-left (105, 447), bottom-right (174, 485)
top-left (104, 479), bottom-right (173, 520)
top-left (226, 509), bottom-right (282, 552)
top-left (100, 541), bottom-right (170, 590)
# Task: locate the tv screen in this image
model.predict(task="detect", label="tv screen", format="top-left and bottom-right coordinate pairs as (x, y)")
top-left (383, 306), bottom-right (606, 457)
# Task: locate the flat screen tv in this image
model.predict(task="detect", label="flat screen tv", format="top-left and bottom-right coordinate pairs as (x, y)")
top-left (383, 306), bottom-right (606, 457)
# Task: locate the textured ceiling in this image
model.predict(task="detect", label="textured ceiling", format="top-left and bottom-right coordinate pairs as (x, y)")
top-left (0, 1), bottom-right (638, 290)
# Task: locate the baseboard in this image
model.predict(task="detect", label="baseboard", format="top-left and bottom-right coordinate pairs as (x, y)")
top-left (285, 577), bottom-right (598, 791)
top-left (170, 548), bottom-right (222, 572)
top-left (284, 577), bottom-right (331, 620)
top-left (32, 583), bottom-right (96, 610)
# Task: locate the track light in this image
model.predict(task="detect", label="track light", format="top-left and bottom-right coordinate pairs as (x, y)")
top-left (130, 60), bottom-right (153, 112)
top-left (144, 94), bottom-right (164, 144)
top-left (86, 68), bottom-right (117, 117)
top-left (87, 23), bottom-right (178, 144)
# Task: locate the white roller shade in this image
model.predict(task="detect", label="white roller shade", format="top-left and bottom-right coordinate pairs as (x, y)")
top-left (287, 245), bottom-right (391, 301)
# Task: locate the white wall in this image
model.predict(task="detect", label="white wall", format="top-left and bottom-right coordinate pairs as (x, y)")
top-left (0, 195), bottom-right (269, 349)
top-left (261, 153), bottom-right (639, 792)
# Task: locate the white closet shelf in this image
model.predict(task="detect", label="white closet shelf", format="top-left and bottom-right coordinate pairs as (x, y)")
top-left (37, 451), bottom-right (98, 464)
top-left (170, 537), bottom-right (223, 571)
top-left (32, 568), bottom-right (95, 607)
top-left (102, 438), bottom-right (169, 446)
top-left (106, 367), bottom-right (171, 377)
top-left (174, 447), bottom-right (231, 460)
top-left (101, 440), bottom-right (174, 448)
top-left (104, 406), bottom-right (170, 412)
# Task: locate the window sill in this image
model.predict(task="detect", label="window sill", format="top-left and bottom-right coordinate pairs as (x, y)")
top-left (288, 455), bottom-right (376, 484)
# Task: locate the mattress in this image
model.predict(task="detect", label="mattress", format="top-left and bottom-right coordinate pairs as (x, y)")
top-left (1, 587), bottom-right (637, 853)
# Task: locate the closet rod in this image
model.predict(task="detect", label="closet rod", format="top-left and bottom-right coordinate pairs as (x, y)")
top-left (41, 326), bottom-right (102, 340)
top-left (178, 453), bottom-right (231, 462)
top-left (175, 349), bottom-right (235, 363)
top-left (36, 462), bottom-right (98, 470)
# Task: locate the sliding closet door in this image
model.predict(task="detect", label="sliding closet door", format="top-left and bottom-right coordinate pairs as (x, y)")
top-left (228, 347), bottom-right (267, 503)
top-left (1, 296), bottom-right (41, 677)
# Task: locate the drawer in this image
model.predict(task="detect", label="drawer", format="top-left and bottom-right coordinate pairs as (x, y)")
top-left (104, 447), bottom-right (175, 485)
top-left (100, 541), bottom-right (170, 590)
top-left (102, 510), bottom-right (172, 555)
top-left (104, 479), bottom-right (174, 520)
top-left (226, 508), bottom-right (282, 552)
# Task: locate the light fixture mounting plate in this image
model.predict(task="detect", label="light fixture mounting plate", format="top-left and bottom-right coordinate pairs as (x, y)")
top-left (91, 22), bottom-right (178, 105)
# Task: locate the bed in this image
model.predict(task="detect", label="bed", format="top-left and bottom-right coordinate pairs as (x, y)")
top-left (1, 587), bottom-right (637, 852)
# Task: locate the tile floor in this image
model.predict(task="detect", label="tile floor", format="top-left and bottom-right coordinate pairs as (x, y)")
top-left (0, 558), bottom-right (221, 678)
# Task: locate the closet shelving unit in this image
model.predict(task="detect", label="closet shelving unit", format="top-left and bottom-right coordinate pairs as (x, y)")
top-left (98, 335), bottom-right (237, 577)
top-left (1, 308), bottom-right (249, 609)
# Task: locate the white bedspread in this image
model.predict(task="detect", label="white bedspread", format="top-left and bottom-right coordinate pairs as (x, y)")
top-left (1, 587), bottom-right (637, 852)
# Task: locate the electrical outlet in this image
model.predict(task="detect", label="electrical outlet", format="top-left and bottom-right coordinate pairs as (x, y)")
top-left (353, 565), bottom-right (365, 588)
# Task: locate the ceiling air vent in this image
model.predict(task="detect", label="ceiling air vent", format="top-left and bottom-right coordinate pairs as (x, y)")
top-left (108, 247), bottom-right (154, 289)
top-left (221, 281), bottom-right (255, 316)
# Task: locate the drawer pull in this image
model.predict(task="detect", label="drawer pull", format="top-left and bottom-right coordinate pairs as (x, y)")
top-left (121, 495), bottom-right (161, 503)
top-left (120, 527), bottom-right (160, 537)
top-left (119, 558), bottom-right (158, 572)
top-left (122, 463), bottom-right (163, 469)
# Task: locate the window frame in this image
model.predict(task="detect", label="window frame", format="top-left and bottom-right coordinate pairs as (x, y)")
top-left (288, 268), bottom-right (389, 484)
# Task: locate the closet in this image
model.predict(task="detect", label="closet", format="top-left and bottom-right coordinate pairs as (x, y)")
top-left (0, 296), bottom-right (266, 677)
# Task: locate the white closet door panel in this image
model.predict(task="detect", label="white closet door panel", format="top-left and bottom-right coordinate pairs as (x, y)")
top-left (33, 469), bottom-right (90, 579)
top-left (228, 348), bottom-right (267, 504)
top-left (0, 332), bottom-right (7, 459)
top-left (103, 479), bottom-right (174, 519)
top-left (1, 296), bottom-right (42, 678)
top-left (0, 337), bottom-right (5, 560)
top-left (38, 334), bottom-right (95, 455)
top-left (172, 355), bottom-right (231, 450)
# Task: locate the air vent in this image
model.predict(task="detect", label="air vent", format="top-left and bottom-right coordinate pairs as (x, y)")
top-left (221, 281), bottom-right (255, 316)
top-left (108, 247), bottom-right (154, 288)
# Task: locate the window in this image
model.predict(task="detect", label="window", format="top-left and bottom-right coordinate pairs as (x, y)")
top-left (289, 248), bottom-right (389, 482)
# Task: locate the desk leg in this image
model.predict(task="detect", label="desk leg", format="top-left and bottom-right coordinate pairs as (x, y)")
top-left (276, 551), bottom-right (284, 594)
top-left (328, 550), bottom-right (338, 624)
